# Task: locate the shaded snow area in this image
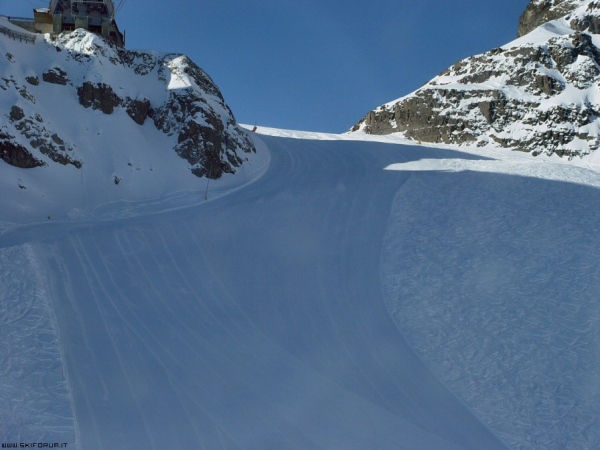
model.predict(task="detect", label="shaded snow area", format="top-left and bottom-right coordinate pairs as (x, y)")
top-left (2, 129), bottom-right (600, 449)
top-left (382, 164), bottom-right (600, 449)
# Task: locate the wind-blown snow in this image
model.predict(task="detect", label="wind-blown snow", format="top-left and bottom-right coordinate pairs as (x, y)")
top-left (2, 127), bottom-right (600, 449)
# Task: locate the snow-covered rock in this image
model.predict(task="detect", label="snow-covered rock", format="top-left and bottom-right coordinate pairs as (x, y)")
top-left (518, 0), bottom-right (582, 37)
top-left (350, 0), bottom-right (600, 159)
top-left (0, 19), bottom-right (254, 178)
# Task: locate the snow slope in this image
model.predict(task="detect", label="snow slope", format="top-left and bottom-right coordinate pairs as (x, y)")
top-left (2, 128), bottom-right (600, 449)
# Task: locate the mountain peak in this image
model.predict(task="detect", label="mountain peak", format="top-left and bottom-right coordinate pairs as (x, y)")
top-left (350, 0), bottom-right (600, 160)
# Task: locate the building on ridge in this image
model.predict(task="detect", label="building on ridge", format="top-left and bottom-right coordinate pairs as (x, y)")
top-left (10, 0), bottom-right (125, 47)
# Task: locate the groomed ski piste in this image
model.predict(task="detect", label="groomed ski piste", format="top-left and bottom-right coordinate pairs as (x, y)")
top-left (1, 126), bottom-right (600, 449)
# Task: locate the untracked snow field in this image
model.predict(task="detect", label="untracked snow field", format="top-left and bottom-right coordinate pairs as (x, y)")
top-left (1, 129), bottom-right (600, 449)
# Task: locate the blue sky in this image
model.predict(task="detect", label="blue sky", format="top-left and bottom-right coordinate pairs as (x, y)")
top-left (4, 1), bottom-right (530, 132)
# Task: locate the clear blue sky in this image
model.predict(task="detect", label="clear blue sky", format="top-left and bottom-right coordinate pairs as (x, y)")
top-left (4, 1), bottom-right (530, 132)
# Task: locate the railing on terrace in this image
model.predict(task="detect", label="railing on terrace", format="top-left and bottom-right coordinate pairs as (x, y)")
top-left (5, 15), bottom-right (34, 22)
top-left (0, 22), bottom-right (36, 44)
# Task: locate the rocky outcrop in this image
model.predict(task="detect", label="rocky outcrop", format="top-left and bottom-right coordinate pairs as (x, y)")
top-left (25, 76), bottom-right (39, 86)
top-left (7, 106), bottom-right (82, 168)
top-left (125, 98), bottom-right (151, 125)
top-left (151, 56), bottom-right (254, 177)
top-left (0, 28), bottom-right (255, 178)
top-left (518, 1), bottom-right (582, 37)
top-left (76, 82), bottom-right (151, 124)
top-left (0, 131), bottom-right (44, 168)
top-left (569, 0), bottom-right (600, 32)
top-left (351, 0), bottom-right (600, 159)
top-left (518, 0), bottom-right (600, 36)
top-left (42, 67), bottom-right (69, 85)
top-left (77, 82), bottom-right (120, 114)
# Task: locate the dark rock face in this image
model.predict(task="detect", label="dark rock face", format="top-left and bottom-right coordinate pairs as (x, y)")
top-left (150, 55), bottom-right (255, 179)
top-left (125, 98), bottom-right (151, 125)
top-left (0, 132), bottom-right (44, 168)
top-left (42, 67), bottom-right (69, 85)
top-left (73, 70), bottom-right (254, 178)
top-left (9, 106), bottom-right (25, 122)
top-left (25, 76), bottom-right (39, 86)
top-left (352, 0), bottom-right (600, 158)
top-left (77, 82), bottom-right (121, 114)
top-left (8, 108), bottom-right (82, 168)
top-left (569, 0), bottom-right (600, 33)
top-left (152, 89), bottom-right (253, 178)
top-left (76, 83), bottom-right (150, 124)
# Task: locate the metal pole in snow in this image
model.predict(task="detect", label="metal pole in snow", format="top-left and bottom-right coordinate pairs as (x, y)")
top-left (204, 160), bottom-right (212, 201)
top-left (81, 164), bottom-right (85, 212)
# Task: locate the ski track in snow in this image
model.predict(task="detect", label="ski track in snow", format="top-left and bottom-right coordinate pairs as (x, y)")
top-left (1, 135), bottom-right (508, 449)
top-left (1, 130), bottom-right (600, 448)
top-left (0, 244), bottom-right (74, 444)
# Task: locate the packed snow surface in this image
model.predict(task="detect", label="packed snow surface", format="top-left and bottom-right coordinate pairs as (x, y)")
top-left (2, 127), bottom-right (600, 449)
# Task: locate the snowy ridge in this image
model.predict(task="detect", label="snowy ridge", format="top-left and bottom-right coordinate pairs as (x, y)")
top-left (351, 0), bottom-right (600, 161)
